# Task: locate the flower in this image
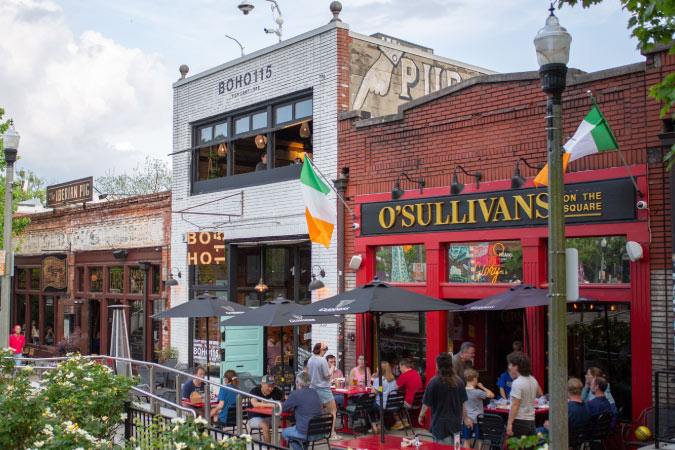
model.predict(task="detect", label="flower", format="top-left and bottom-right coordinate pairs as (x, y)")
top-left (34, 442), bottom-right (44, 448)
top-left (175, 443), bottom-right (187, 450)
top-left (194, 416), bottom-right (208, 425)
top-left (171, 417), bottom-right (185, 425)
top-left (119, 413), bottom-right (128, 421)
top-left (240, 434), bottom-right (253, 443)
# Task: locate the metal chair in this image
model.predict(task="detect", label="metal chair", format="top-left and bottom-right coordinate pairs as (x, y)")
top-left (584, 412), bottom-right (614, 450)
top-left (568, 421), bottom-right (588, 450)
top-left (620, 406), bottom-right (654, 448)
top-left (402, 389), bottom-right (425, 432)
top-left (286, 413), bottom-right (334, 450)
top-left (382, 391), bottom-right (409, 436)
top-left (476, 413), bottom-right (506, 450)
top-left (339, 392), bottom-right (374, 437)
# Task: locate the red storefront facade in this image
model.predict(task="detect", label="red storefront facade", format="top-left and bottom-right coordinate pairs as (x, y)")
top-left (338, 45), bottom-right (674, 421)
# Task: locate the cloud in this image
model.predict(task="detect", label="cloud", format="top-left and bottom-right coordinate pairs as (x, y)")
top-left (0, 0), bottom-right (172, 182)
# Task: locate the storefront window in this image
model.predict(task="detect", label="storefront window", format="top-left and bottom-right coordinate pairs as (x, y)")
top-left (30, 268), bottom-right (40, 290)
top-left (375, 245), bottom-right (426, 283)
top-left (566, 236), bottom-right (629, 284)
top-left (16, 295), bottom-right (26, 331)
top-left (152, 266), bottom-right (161, 294)
top-left (16, 269), bottom-right (26, 290)
top-left (195, 263), bottom-right (228, 287)
top-left (448, 311), bottom-right (487, 371)
top-left (45, 297), bottom-right (55, 346)
top-left (447, 241), bottom-right (523, 284)
top-left (379, 312), bottom-right (427, 382)
top-left (90, 267), bottom-right (103, 292)
top-left (30, 295), bottom-right (39, 345)
top-left (129, 267), bottom-right (144, 294)
top-left (129, 299), bottom-right (144, 361)
top-left (109, 266), bottom-right (124, 293)
top-left (567, 302), bottom-right (631, 418)
top-left (77, 267), bottom-right (84, 292)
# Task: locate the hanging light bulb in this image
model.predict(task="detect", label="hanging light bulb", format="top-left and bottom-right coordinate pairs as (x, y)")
top-left (217, 143), bottom-right (227, 157)
top-left (255, 134), bottom-right (268, 149)
top-left (299, 121), bottom-right (310, 138)
top-left (255, 277), bottom-right (269, 293)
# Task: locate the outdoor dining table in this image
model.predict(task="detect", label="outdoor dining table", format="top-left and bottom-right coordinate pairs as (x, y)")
top-left (483, 405), bottom-right (550, 427)
top-left (245, 407), bottom-right (292, 445)
top-left (331, 386), bottom-right (372, 434)
top-left (331, 435), bottom-right (473, 450)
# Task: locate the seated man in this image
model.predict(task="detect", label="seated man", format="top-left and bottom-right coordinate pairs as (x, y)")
top-left (538, 378), bottom-right (590, 436)
top-left (282, 372), bottom-right (324, 450)
top-left (182, 366), bottom-right (207, 402)
top-left (587, 377), bottom-right (614, 418)
top-left (249, 374), bottom-right (284, 442)
top-left (393, 358), bottom-right (422, 429)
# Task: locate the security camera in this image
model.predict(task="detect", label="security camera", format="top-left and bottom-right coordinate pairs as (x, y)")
top-left (637, 201), bottom-right (648, 210)
top-left (264, 27), bottom-right (269, 33)
top-left (238, 1), bottom-right (254, 15)
top-left (352, 222), bottom-right (360, 230)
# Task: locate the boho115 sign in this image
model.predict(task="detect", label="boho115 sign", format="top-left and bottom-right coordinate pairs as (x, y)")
top-left (46, 177), bottom-right (93, 208)
top-left (187, 232), bottom-right (225, 265)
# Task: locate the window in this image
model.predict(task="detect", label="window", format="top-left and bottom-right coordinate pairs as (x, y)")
top-left (109, 267), bottom-right (124, 293)
top-left (30, 268), bottom-right (40, 290)
top-left (375, 245), bottom-right (426, 282)
top-left (129, 267), bottom-right (145, 294)
top-left (30, 295), bottom-right (39, 345)
top-left (17, 269), bottom-right (26, 290)
top-left (447, 241), bottom-right (522, 284)
top-left (193, 94), bottom-right (313, 188)
top-left (152, 266), bottom-right (161, 294)
top-left (90, 267), bottom-right (103, 292)
top-left (566, 236), bottom-right (629, 283)
top-left (45, 297), bottom-right (55, 346)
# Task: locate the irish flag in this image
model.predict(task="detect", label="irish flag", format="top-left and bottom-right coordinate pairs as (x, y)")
top-left (533, 103), bottom-right (618, 187)
top-left (301, 157), bottom-right (336, 248)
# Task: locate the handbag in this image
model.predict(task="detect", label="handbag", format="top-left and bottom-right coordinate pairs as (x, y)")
top-left (190, 390), bottom-right (203, 404)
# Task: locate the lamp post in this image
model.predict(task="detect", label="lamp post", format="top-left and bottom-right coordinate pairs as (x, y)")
top-left (0, 120), bottom-right (20, 348)
top-left (534, 7), bottom-right (571, 449)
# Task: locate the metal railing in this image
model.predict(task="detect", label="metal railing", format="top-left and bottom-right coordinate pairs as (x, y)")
top-left (654, 369), bottom-right (675, 448)
top-left (9, 355), bottom-right (284, 445)
top-left (124, 401), bottom-right (287, 450)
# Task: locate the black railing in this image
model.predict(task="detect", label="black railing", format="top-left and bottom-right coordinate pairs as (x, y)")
top-left (654, 369), bottom-right (675, 448)
top-left (124, 401), bottom-right (288, 450)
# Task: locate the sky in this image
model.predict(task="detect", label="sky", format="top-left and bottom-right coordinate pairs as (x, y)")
top-left (0, 0), bottom-right (641, 184)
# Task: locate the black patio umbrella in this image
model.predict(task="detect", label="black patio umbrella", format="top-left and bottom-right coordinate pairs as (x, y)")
top-left (464, 284), bottom-right (596, 354)
top-left (212, 295), bottom-right (343, 386)
top-left (151, 293), bottom-right (250, 379)
top-left (294, 278), bottom-right (464, 443)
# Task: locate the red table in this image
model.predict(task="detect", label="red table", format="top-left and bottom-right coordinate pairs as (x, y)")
top-left (331, 435), bottom-right (472, 450)
top-left (246, 407), bottom-right (291, 445)
top-left (332, 387), bottom-right (372, 434)
top-left (181, 399), bottom-right (219, 409)
top-left (484, 406), bottom-right (549, 427)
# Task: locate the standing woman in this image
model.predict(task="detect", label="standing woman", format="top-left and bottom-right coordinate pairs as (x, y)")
top-left (349, 354), bottom-right (371, 388)
top-left (419, 353), bottom-right (471, 444)
top-left (9, 325), bottom-right (25, 367)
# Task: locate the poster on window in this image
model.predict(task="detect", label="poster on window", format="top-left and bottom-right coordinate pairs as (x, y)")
top-left (193, 339), bottom-right (220, 364)
top-left (448, 241), bottom-right (522, 284)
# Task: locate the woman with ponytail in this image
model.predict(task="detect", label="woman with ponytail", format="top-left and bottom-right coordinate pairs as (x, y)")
top-left (418, 353), bottom-right (472, 444)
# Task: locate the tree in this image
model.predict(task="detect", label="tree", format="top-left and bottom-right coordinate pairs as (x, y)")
top-left (0, 108), bottom-right (47, 248)
top-left (95, 155), bottom-right (172, 198)
top-left (557, 0), bottom-right (675, 167)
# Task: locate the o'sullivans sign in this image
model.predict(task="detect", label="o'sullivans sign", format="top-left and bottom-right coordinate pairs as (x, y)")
top-left (359, 178), bottom-right (636, 236)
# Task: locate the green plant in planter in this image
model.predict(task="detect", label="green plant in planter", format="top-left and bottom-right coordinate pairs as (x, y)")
top-left (156, 347), bottom-right (179, 363)
top-left (507, 432), bottom-right (549, 450)
top-left (40, 355), bottom-right (138, 441)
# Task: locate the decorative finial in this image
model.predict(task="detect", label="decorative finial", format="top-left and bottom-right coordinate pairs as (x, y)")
top-left (179, 64), bottom-right (189, 80)
top-left (549, 2), bottom-right (555, 16)
top-left (330, 1), bottom-right (342, 22)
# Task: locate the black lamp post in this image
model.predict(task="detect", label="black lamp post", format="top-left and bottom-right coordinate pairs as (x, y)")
top-left (0, 120), bottom-right (19, 348)
top-left (534, 6), bottom-right (572, 449)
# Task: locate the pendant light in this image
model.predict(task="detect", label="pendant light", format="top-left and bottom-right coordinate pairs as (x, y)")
top-left (255, 134), bottom-right (268, 149)
top-left (299, 121), bottom-right (311, 138)
top-left (255, 246), bottom-right (269, 293)
top-left (217, 143), bottom-right (227, 157)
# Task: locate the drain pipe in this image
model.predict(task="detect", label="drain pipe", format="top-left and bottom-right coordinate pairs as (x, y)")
top-left (333, 167), bottom-right (349, 375)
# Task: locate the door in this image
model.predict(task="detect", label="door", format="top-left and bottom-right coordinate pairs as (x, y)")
top-left (62, 299), bottom-right (83, 353)
top-left (222, 325), bottom-right (264, 376)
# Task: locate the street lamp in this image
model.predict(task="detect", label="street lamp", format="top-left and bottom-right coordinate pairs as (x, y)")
top-left (534, 6), bottom-right (571, 449)
top-left (0, 120), bottom-right (20, 348)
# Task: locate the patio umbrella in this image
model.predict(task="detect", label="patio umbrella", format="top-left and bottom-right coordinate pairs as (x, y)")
top-left (464, 284), bottom-right (596, 354)
top-left (294, 278), bottom-right (464, 443)
top-left (151, 293), bottom-right (250, 379)
top-left (212, 295), bottom-right (343, 386)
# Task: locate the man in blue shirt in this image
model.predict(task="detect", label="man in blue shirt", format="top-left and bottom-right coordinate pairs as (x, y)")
top-left (537, 377), bottom-right (590, 436)
top-left (587, 377), bottom-right (613, 418)
top-left (281, 372), bottom-right (324, 450)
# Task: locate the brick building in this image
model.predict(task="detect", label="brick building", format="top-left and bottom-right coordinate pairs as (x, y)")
top-left (13, 192), bottom-right (172, 361)
top-left (169, 4), bottom-right (492, 378)
top-left (337, 42), bottom-right (675, 420)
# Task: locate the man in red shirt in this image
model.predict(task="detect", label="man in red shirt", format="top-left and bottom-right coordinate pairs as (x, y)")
top-left (394, 358), bottom-right (423, 429)
top-left (9, 325), bottom-right (25, 366)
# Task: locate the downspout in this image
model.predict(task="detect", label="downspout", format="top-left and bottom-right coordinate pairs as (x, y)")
top-left (333, 167), bottom-right (349, 375)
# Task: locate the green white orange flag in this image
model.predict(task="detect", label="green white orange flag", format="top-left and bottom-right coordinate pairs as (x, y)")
top-left (533, 103), bottom-right (619, 187)
top-left (301, 156), bottom-right (336, 248)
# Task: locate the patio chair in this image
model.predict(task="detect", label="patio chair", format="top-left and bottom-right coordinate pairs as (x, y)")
top-left (476, 413), bottom-right (506, 450)
top-left (339, 392), bottom-right (374, 437)
top-left (568, 421), bottom-right (588, 450)
top-left (214, 405), bottom-right (237, 433)
top-left (286, 413), bottom-right (333, 450)
top-left (402, 389), bottom-right (425, 431)
top-left (620, 406), bottom-right (654, 448)
top-left (382, 391), bottom-right (408, 436)
top-left (584, 412), bottom-right (613, 450)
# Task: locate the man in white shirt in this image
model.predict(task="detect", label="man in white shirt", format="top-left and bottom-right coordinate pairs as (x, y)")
top-left (506, 352), bottom-right (543, 438)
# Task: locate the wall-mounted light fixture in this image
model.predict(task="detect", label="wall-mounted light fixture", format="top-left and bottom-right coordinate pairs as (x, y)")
top-left (391, 172), bottom-right (425, 200)
top-left (308, 265), bottom-right (326, 291)
top-left (511, 157), bottom-right (544, 189)
top-left (112, 249), bottom-right (128, 260)
top-left (166, 268), bottom-right (182, 287)
top-left (450, 165), bottom-right (481, 195)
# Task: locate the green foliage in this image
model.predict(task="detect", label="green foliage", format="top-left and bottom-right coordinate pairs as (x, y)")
top-left (507, 432), bottom-right (550, 449)
top-left (155, 346), bottom-right (179, 363)
top-left (95, 155), bottom-right (172, 198)
top-left (557, 0), bottom-right (675, 168)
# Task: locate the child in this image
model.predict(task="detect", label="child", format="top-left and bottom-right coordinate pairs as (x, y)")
top-left (462, 369), bottom-right (495, 449)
